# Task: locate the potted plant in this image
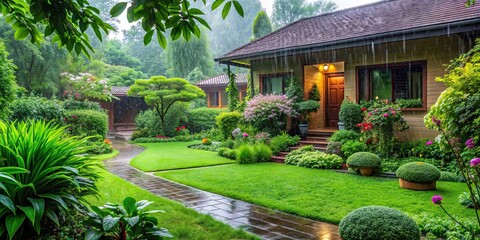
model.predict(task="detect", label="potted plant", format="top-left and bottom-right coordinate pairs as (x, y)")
top-left (396, 162), bottom-right (441, 190)
top-left (296, 100), bottom-right (320, 139)
top-left (346, 152), bottom-right (381, 176)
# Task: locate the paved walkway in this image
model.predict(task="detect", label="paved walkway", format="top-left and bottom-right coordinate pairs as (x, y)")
top-left (105, 141), bottom-right (341, 240)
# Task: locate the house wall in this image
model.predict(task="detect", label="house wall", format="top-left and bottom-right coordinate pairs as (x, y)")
top-left (200, 85), bottom-right (248, 108)
top-left (251, 35), bottom-right (470, 140)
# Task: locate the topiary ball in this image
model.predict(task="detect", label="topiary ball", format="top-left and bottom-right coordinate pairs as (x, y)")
top-left (396, 162), bottom-right (441, 183)
top-left (339, 206), bottom-right (420, 240)
top-left (346, 152), bottom-right (381, 168)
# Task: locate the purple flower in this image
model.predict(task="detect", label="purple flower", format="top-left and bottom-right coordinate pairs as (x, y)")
top-left (466, 138), bottom-right (475, 149)
top-left (242, 133), bottom-right (249, 138)
top-left (383, 113), bottom-right (389, 117)
top-left (432, 116), bottom-right (441, 126)
top-left (431, 195), bottom-right (443, 204)
top-left (470, 158), bottom-right (480, 167)
top-left (368, 112), bottom-right (373, 116)
top-left (426, 140), bottom-right (433, 146)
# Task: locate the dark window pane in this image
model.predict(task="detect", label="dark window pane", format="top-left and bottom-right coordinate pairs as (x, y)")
top-left (371, 69), bottom-right (392, 101)
top-left (358, 69), bottom-right (368, 101)
top-left (210, 91), bottom-right (219, 107)
top-left (261, 74), bottom-right (288, 94)
top-left (221, 90), bottom-right (228, 106)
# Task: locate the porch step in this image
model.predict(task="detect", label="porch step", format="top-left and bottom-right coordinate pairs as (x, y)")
top-left (289, 146), bottom-right (327, 151)
top-left (271, 156), bottom-right (285, 163)
top-left (305, 136), bottom-right (330, 141)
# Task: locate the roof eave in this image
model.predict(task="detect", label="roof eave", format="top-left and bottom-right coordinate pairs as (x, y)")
top-left (216, 18), bottom-right (480, 63)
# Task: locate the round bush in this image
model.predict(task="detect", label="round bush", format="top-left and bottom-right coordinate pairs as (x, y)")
top-left (396, 162), bottom-right (441, 183)
top-left (254, 144), bottom-right (272, 162)
top-left (65, 110), bottom-right (108, 139)
top-left (339, 206), bottom-right (420, 240)
top-left (346, 152), bottom-right (381, 168)
top-left (236, 144), bottom-right (255, 164)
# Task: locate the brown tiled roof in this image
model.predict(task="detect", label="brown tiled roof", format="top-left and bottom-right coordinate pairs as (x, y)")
top-left (111, 86), bottom-right (129, 96)
top-left (218, 0), bottom-right (480, 61)
top-left (195, 73), bottom-right (248, 87)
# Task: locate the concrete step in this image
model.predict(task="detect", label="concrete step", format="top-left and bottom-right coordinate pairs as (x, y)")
top-left (278, 152), bottom-right (290, 157)
top-left (271, 156), bottom-right (285, 163)
top-left (289, 146), bottom-right (327, 151)
top-left (305, 136), bottom-right (330, 141)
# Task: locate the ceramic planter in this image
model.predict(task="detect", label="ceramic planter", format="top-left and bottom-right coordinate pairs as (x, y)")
top-left (299, 123), bottom-right (308, 140)
top-left (359, 167), bottom-right (374, 176)
top-left (399, 178), bottom-right (436, 191)
top-left (338, 122), bottom-right (345, 130)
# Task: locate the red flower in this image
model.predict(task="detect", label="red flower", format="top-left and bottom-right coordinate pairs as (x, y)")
top-left (176, 127), bottom-right (180, 131)
top-left (181, 126), bottom-right (186, 129)
top-left (361, 107), bottom-right (367, 111)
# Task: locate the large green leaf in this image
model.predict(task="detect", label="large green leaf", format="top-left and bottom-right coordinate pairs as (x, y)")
top-left (110, 2), bottom-right (128, 17)
top-left (232, 1), bottom-right (244, 17)
top-left (17, 206), bottom-right (35, 225)
top-left (0, 167), bottom-right (29, 175)
top-left (44, 208), bottom-right (59, 226)
top-left (0, 195), bottom-right (15, 213)
top-left (211, 0), bottom-right (225, 10)
top-left (124, 216), bottom-right (140, 227)
top-left (144, 30), bottom-right (154, 45)
top-left (221, 1), bottom-right (232, 19)
top-left (85, 228), bottom-right (102, 240)
top-left (28, 198), bottom-right (44, 234)
top-left (5, 214), bottom-right (25, 240)
top-left (123, 197), bottom-right (136, 214)
top-left (39, 194), bottom-right (67, 210)
top-left (102, 215), bottom-right (120, 231)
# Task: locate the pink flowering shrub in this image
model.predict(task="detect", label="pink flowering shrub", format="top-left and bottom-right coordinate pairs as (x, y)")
top-left (244, 94), bottom-right (297, 135)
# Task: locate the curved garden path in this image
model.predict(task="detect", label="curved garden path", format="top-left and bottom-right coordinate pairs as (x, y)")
top-left (105, 140), bottom-right (341, 240)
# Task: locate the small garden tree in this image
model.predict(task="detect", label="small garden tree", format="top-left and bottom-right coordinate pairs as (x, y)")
top-left (129, 76), bottom-right (205, 134)
top-left (226, 71), bottom-right (239, 111)
top-left (251, 11), bottom-right (273, 40)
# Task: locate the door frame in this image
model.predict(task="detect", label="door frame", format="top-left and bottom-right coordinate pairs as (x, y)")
top-left (324, 73), bottom-right (345, 127)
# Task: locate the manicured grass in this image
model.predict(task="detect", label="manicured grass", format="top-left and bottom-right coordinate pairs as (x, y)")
top-left (89, 150), bottom-right (119, 161)
top-left (87, 169), bottom-right (257, 240)
top-left (156, 163), bottom-right (476, 224)
top-left (130, 142), bottom-right (236, 171)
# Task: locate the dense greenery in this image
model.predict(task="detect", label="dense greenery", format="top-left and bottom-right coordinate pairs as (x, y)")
top-left (215, 111), bottom-right (243, 140)
top-left (328, 130), bottom-right (360, 144)
top-left (339, 99), bottom-right (362, 131)
top-left (251, 11), bottom-right (272, 40)
top-left (0, 40), bottom-right (17, 119)
top-left (271, 0), bottom-right (337, 29)
top-left (269, 133), bottom-right (300, 155)
top-left (226, 71), bottom-right (239, 111)
top-left (184, 107), bottom-right (225, 133)
top-left (65, 110), bottom-right (108, 139)
top-left (396, 162), bottom-right (441, 183)
top-left (346, 152), bottom-right (381, 168)
top-left (339, 206), bottom-right (420, 240)
top-left (0, 121), bottom-right (99, 239)
top-left (285, 146), bottom-right (343, 169)
top-left (10, 96), bottom-right (65, 123)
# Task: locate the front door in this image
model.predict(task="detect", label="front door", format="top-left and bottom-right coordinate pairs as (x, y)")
top-left (326, 74), bottom-right (345, 127)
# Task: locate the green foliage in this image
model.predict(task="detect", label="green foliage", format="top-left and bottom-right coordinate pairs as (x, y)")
top-left (326, 142), bottom-right (343, 157)
top-left (185, 108), bottom-right (225, 133)
top-left (63, 99), bottom-right (102, 111)
top-left (129, 76), bottom-right (205, 134)
top-left (339, 99), bottom-right (362, 131)
top-left (396, 162), bottom-right (441, 183)
top-left (65, 110), bottom-right (108, 139)
top-left (62, 72), bottom-right (114, 101)
top-left (395, 98), bottom-right (423, 108)
top-left (412, 213), bottom-right (480, 240)
top-left (253, 144), bottom-right (272, 162)
top-left (458, 191), bottom-right (480, 208)
top-left (85, 197), bottom-right (172, 239)
top-left (136, 104), bottom-right (188, 138)
top-left (271, 0), bottom-right (337, 29)
top-left (103, 40), bottom-right (142, 69)
top-left (103, 64), bottom-right (147, 87)
top-left (296, 100), bottom-right (320, 123)
top-left (193, 128), bottom-right (224, 142)
top-left (308, 83), bottom-right (321, 101)
top-left (186, 67), bottom-right (206, 83)
top-left (133, 136), bottom-right (193, 143)
top-left (251, 11), bottom-right (272, 40)
top-left (10, 96), bottom-right (65, 124)
top-left (394, 138), bottom-right (449, 160)
top-left (269, 133), bottom-right (301, 155)
top-left (215, 111), bottom-right (243, 140)
top-left (339, 206), bottom-right (420, 240)
top-left (346, 152), bottom-right (381, 168)
top-left (440, 171), bottom-right (465, 182)
top-left (284, 145), bottom-right (315, 165)
top-left (341, 140), bottom-right (367, 159)
top-left (285, 76), bottom-right (303, 103)
top-left (328, 130), bottom-right (360, 144)
top-left (85, 140), bottom-right (114, 155)
top-left (380, 157), bottom-right (442, 173)
top-left (285, 148), bottom-right (343, 169)
top-left (0, 40), bottom-right (17, 119)
top-left (217, 147), bottom-right (237, 160)
top-left (226, 71), bottom-right (239, 111)
top-left (0, 121), bottom-right (99, 239)
top-left (236, 144), bottom-right (255, 164)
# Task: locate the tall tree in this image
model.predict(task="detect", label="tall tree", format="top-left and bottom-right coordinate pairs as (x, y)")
top-left (271, 0), bottom-right (337, 29)
top-left (166, 33), bottom-right (215, 78)
top-left (251, 10), bottom-right (273, 40)
top-left (128, 76), bottom-right (205, 133)
top-left (103, 40), bottom-right (142, 69)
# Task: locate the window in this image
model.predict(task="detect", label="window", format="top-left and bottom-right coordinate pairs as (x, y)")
top-left (241, 90), bottom-right (247, 100)
top-left (221, 90), bottom-right (228, 107)
top-left (357, 61), bottom-right (425, 107)
top-left (209, 91), bottom-right (219, 107)
top-left (260, 73), bottom-right (289, 94)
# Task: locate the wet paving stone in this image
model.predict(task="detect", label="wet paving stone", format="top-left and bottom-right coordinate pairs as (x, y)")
top-left (106, 141), bottom-right (341, 240)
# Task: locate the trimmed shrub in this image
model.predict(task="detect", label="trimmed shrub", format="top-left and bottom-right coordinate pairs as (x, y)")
top-left (338, 100), bottom-right (363, 131)
top-left (295, 151), bottom-right (343, 169)
top-left (10, 96), bottom-right (65, 123)
top-left (339, 206), bottom-right (420, 240)
top-left (341, 140), bottom-right (367, 158)
top-left (65, 109), bottom-right (108, 139)
top-left (396, 162), bottom-right (441, 183)
top-left (284, 145), bottom-right (315, 165)
top-left (269, 133), bottom-right (300, 155)
top-left (254, 144), bottom-right (272, 162)
top-left (185, 107), bottom-right (225, 133)
top-left (131, 128), bottom-right (151, 140)
top-left (63, 99), bottom-right (102, 111)
top-left (346, 152), bottom-right (381, 168)
top-left (328, 130), bottom-right (360, 144)
top-left (216, 111), bottom-right (243, 140)
top-left (236, 144), bottom-right (255, 164)
top-left (218, 147), bottom-right (237, 160)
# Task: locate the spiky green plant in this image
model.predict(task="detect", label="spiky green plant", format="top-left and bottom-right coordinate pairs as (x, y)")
top-left (0, 120), bottom-right (99, 239)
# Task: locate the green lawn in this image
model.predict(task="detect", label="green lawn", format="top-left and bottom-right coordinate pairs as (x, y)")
top-left (87, 153), bottom-right (257, 240)
top-left (156, 163), bottom-right (476, 224)
top-left (130, 142), bottom-right (236, 171)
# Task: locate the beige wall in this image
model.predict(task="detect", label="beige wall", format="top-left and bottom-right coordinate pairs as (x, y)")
top-left (251, 35), bottom-right (470, 140)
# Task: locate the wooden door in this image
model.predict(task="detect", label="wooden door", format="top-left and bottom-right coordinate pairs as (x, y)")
top-left (326, 74), bottom-right (345, 127)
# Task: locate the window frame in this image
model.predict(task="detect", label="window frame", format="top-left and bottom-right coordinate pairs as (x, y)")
top-left (259, 72), bottom-right (290, 95)
top-left (355, 60), bottom-right (427, 111)
top-left (209, 91), bottom-right (219, 107)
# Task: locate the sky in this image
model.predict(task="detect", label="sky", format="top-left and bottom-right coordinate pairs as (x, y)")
top-left (261, 0), bottom-right (380, 15)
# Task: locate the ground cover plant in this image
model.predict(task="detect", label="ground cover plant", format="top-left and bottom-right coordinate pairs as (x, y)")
top-left (130, 142), bottom-right (236, 171)
top-left (156, 163), bottom-right (476, 224)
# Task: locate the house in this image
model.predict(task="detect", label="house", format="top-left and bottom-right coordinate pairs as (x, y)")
top-left (98, 86), bottom-right (148, 134)
top-left (215, 0), bottom-right (480, 140)
top-left (195, 73), bottom-right (248, 108)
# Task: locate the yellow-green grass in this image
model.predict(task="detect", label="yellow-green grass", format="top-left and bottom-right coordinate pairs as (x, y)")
top-left (130, 142), bottom-right (235, 171)
top-left (156, 163), bottom-right (476, 224)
